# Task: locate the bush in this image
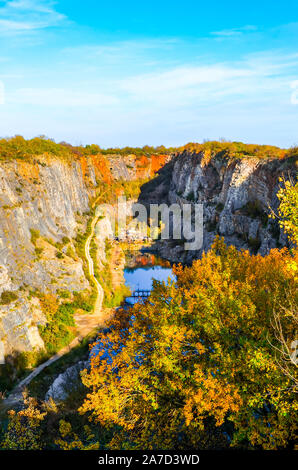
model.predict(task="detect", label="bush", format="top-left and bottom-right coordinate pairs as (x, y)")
top-left (206, 220), bottom-right (218, 232)
top-left (0, 290), bottom-right (18, 305)
top-left (38, 294), bottom-right (77, 354)
top-left (35, 247), bottom-right (43, 258)
top-left (186, 191), bottom-right (195, 202)
top-left (248, 236), bottom-right (261, 253)
top-left (57, 290), bottom-right (71, 299)
top-left (30, 228), bottom-right (40, 245)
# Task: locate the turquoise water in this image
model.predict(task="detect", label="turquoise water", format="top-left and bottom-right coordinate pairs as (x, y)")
top-left (91, 251), bottom-right (174, 358)
top-left (124, 252), bottom-right (174, 304)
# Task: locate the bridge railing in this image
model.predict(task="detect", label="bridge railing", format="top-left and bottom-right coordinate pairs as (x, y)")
top-left (126, 289), bottom-right (151, 298)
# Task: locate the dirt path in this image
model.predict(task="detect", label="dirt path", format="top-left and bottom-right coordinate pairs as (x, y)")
top-left (1, 210), bottom-right (107, 413)
top-left (1, 332), bottom-right (92, 411)
top-left (84, 214), bottom-right (105, 319)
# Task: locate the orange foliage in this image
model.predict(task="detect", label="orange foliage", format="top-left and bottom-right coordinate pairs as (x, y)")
top-left (91, 154), bottom-right (113, 184)
top-left (150, 154), bottom-right (168, 176)
top-left (135, 155), bottom-right (150, 179)
top-left (79, 156), bottom-right (87, 179)
top-left (80, 238), bottom-right (297, 450)
top-left (133, 154), bottom-right (168, 179)
top-left (17, 160), bottom-right (40, 182)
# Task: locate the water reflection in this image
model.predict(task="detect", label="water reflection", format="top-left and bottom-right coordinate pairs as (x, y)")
top-left (124, 251), bottom-right (174, 304)
top-left (91, 250), bottom-right (174, 359)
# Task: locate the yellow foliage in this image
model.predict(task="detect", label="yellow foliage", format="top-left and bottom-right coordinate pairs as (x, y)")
top-left (79, 237), bottom-right (297, 449)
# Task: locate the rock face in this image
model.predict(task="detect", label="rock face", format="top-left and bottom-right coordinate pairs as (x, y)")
top-left (140, 151), bottom-right (297, 264)
top-left (0, 156), bottom-right (93, 362)
top-left (0, 148), bottom-right (296, 361)
top-left (0, 153), bottom-right (142, 363)
top-left (0, 296), bottom-right (46, 364)
top-left (45, 360), bottom-right (88, 402)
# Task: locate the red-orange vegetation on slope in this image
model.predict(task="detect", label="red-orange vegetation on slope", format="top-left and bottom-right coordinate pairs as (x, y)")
top-left (134, 154), bottom-right (168, 179)
top-left (115, 186), bottom-right (124, 197)
top-left (150, 154), bottom-right (168, 176)
top-left (91, 155), bottom-right (113, 184)
top-left (80, 156), bottom-right (87, 180)
top-left (17, 160), bottom-right (40, 182)
top-left (135, 155), bottom-right (150, 179)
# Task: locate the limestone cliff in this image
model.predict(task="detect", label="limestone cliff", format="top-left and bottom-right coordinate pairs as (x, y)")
top-left (0, 145), bottom-right (296, 362)
top-left (140, 150), bottom-right (297, 263)
top-left (0, 153), bottom-right (142, 363)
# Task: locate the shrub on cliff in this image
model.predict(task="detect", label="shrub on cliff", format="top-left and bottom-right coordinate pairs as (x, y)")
top-left (276, 177), bottom-right (298, 246)
top-left (38, 294), bottom-right (76, 354)
top-left (182, 140), bottom-right (286, 160)
top-left (0, 290), bottom-right (18, 305)
top-left (0, 136), bottom-right (72, 160)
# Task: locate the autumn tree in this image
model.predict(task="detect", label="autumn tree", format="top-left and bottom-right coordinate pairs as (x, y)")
top-left (276, 176), bottom-right (298, 245)
top-left (80, 237), bottom-right (297, 449)
top-left (269, 176), bottom-right (298, 390)
top-left (1, 394), bottom-right (46, 450)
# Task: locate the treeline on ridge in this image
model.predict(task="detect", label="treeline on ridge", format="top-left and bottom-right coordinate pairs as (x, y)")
top-left (0, 135), bottom-right (297, 162)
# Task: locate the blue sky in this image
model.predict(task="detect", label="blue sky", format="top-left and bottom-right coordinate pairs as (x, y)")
top-left (0, 0), bottom-right (298, 147)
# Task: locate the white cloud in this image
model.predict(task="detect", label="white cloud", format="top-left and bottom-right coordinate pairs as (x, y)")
top-left (0, 29), bottom-right (297, 147)
top-left (113, 51), bottom-right (298, 110)
top-left (211, 25), bottom-right (257, 38)
top-left (0, 0), bottom-right (66, 34)
top-left (8, 87), bottom-right (119, 107)
top-left (4, 47), bottom-right (298, 112)
top-left (7, 0), bottom-right (55, 13)
top-left (0, 18), bottom-right (37, 30)
top-left (120, 65), bottom-right (255, 96)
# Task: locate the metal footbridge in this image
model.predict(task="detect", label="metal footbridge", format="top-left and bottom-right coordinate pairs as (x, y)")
top-left (126, 289), bottom-right (151, 300)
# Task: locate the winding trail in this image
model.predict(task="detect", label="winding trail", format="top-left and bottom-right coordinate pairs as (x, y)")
top-left (1, 210), bottom-right (106, 413)
top-left (84, 214), bottom-right (105, 320)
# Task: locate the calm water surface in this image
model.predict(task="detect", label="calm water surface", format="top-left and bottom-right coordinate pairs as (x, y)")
top-left (124, 251), bottom-right (174, 303)
top-left (91, 250), bottom-right (174, 357)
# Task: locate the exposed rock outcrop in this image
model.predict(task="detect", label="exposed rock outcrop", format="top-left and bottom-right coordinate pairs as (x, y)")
top-left (0, 146), bottom-right (296, 361)
top-left (0, 153), bottom-right (143, 362)
top-left (140, 151), bottom-right (297, 263)
top-left (0, 157), bottom-right (93, 362)
top-left (45, 360), bottom-right (88, 402)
